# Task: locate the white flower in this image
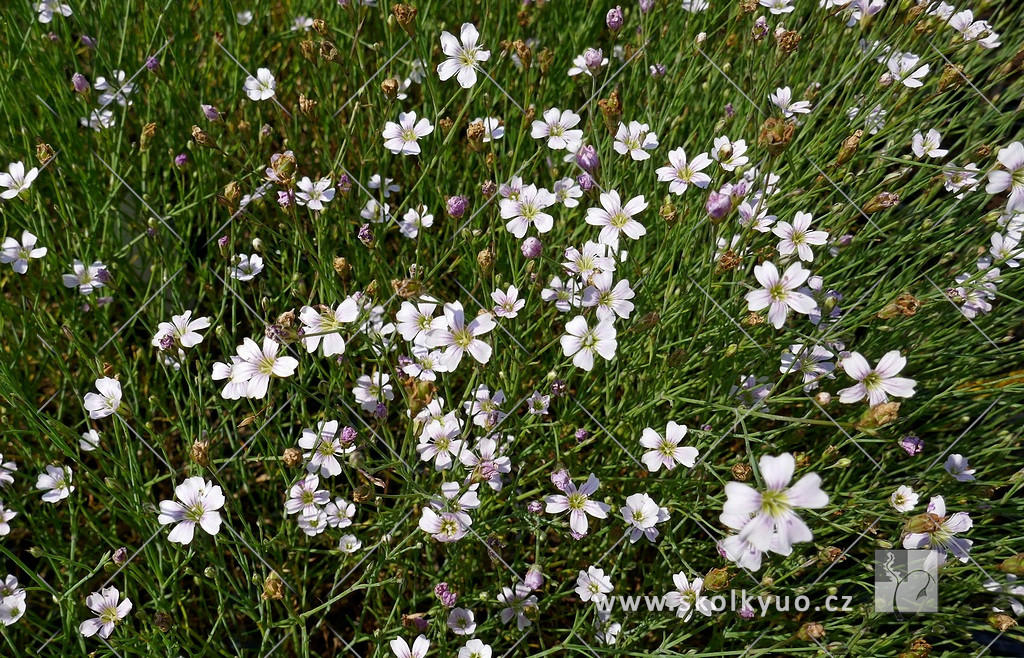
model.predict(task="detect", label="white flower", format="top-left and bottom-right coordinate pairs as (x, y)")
top-left (531, 108), bottom-right (583, 150)
top-left (36, 465), bottom-right (74, 503)
top-left (640, 422), bottom-right (698, 472)
top-left (369, 174), bottom-right (400, 198)
top-left (35, 1), bottom-right (73, 23)
top-left (360, 199), bottom-right (391, 223)
top-left (0, 591), bottom-right (26, 626)
top-left (759, 0), bottom-right (794, 14)
top-left (213, 337), bottom-right (299, 400)
top-left (492, 286), bottom-right (525, 318)
top-left (944, 454), bottom-right (976, 482)
top-left (711, 136), bottom-right (749, 171)
top-left (585, 190), bottom-right (648, 247)
top-left (425, 302), bottom-right (496, 369)
top-left (62, 260), bottom-right (108, 295)
top-left (299, 299), bottom-right (360, 356)
top-left (769, 86), bottom-right (811, 117)
top-left (837, 351), bottom-right (916, 406)
top-left (542, 276), bottom-right (582, 312)
top-left (84, 377), bottom-right (122, 419)
top-left (582, 272), bottom-right (634, 321)
top-left (391, 635), bottom-right (429, 658)
top-left (339, 534), bottom-right (362, 552)
top-left (78, 587), bottom-right (132, 639)
top-left (656, 148), bottom-right (712, 194)
top-left (613, 121), bottom-right (659, 161)
top-left (744, 261), bottom-right (817, 328)
top-left (576, 566), bottom-right (613, 603)
top-left (152, 311), bottom-right (210, 350)
top-left (553, 177), bottom-right (583, 208)
top-left (772, 212), bottom-right (829, 262)
top-left (497, 583), bottom-right (537, 630)
top-left (621, 493), bottom-right (670, 543)
top-left (0, 162), bottom-right (39, 199)
top-left (986, 142), bottom-right (1024, 210)
top-left (400, 206), bottom-right (434, 239)
top-left (417, 417), bottom-right (464, 470)
top-left (560, 315), bottom-right (617, 371)
top-left (458, 639), bottom-right (492, 658)
top-left (779, 343), bottom-right (835, 391)
top-left (0, 456), bottom-right (15, 487)
top-left (889, 485), bottom-right (919, 513)
top-left (902, 495), bottom-right (973, 565)
top-left (447, 607), bottom-right (476, 635)
top-left (383, 111), bottom-right (434, 156)
top-left (236, 10), bottom-right (253, 24)
top-left (325, 497), bottom-right (356, 528)
top-left (353, 371), bottom-right (394, 412)
top-left (1, 231), bottom-right (47, 273)
top-left (396, 300), bottom-right (445, 344)
top-left (664, 573), bottom-right (713, 620)
top-left (299, 420), bottom-right (354, 478)
top-left (296, 177), bottom-right (336, 210)
top-left (0, 502), bottom-right (15, 536)
top-left (419, 507), bottom-right (469, 542)
top-left (81, 109), bottom-right (116, 131)
top-left (158, 477), bottom-right (225, 544)
top-left (459, 437), bottom-right (511, 491)
top-left (285, 474), bottom-right (329, 517)
top-left (501, 184), bottom-right (556, 238)
top-left (244, 68), bottom-right (276, 101)
top-left (912, 129), bottom-right (947, 159)
top-left (721, 453), bottom-right (829, 555)
top-left (437, 23), bottom-right (490, 89)
top-left (473, 117), bottom-right (504, 142)
top-left (230, 254), bottom-right (264, 281)
top-left (545, 473), bottom-right (610, 536)
top-left (95, 70), bottom-right (135, 107)
top-left (887, 52), bottom-right (929, 88)
top-left (80, 430), bottom-right (100, 452)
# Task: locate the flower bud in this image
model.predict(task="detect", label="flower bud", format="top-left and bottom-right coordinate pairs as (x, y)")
top-left (521, 237), bottom-right (542, 259)
top-left (584, 48), bottom-right (604, 72)
top-left (72, 72), bottom-right (90, 93)
top-left (606, 6), bottom-right (623, 31)
top-left (706, 191), bottom-right (732, 220)
top-left (863, 191), bottom-right (899, 214)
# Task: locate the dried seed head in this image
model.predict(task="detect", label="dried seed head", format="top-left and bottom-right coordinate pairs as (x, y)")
top-left (938, 63), bottom-right (966, 92)
top-left (300, 39), bottom-right (317, 62)
top-left (513, 39), bottom-right (531, 70)
top-left (262, 573), bottom-right (285, 600)
top-left (704, 567), bottom-right (731, 591)
top-left (836, 129), bottom-right (863, 166)
top-left (381, 77), bottom-right (399, 101)
top-left (797, 622), bottom-right (826, 642)
top-left (282, 447), bottom-right (303, 468)
top-left (299, 94), bottom-right (318, 116)
top-left (36, 143), bottom-right (55, 164)
top-left (477, 248), bottom-right (495, 276)
top-left (333, 257), bottom-right (351, 279)
top-left (312, 18), bottom-right (328, 37)
top-left (191, 125), bottom-right (218, 150)
top-left (392, 4), bottom-right (418, 36)
top-left (190, 439), bottom-right (210, 467)
top-left (758, 117), bottom-right (795, 155)
top-left (777, 29), bottom-right (801, 55)
top-left (320, 40), bottom-right (340, 63)
top-left (863, 191), bottom-right (900, 214)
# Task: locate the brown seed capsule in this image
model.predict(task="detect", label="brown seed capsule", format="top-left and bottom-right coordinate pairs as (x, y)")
top-left (819, 545), bottom-right (844, 564)
top-left (282, 447), bottom-right (303, 468)
top-left (938, 63), bottom-right (966, 92)
top-left (439, 117), bottom-right (454, 133)
top-left (777, 29), bottom-right (801, 56)
top-left (704, 567), bottom-right (731, 591)
top-left (797, 622), bottom-right (826, 642)
top-left (878, 292), bottom-right (921, 319)
top-left (863, 191), bottom-right (899, 214)
top-left (536, 47), bottom-right (553, 74)
top-left (598, 89), bottom-right (623, 134)
top-left (153, 612), bottom-right (173, 632)
top-left (836, 130), bottom-right (863, 166)
top-left (320, 40), bottom-right (340, 63)
top-left (659, 201), bottom-right (677, 225)
top-left (190, 439), bottom-right (210, 467)
top-left (716, 249), bottom-right (742, 273)
top-left (467, 120), bottom-right (485, 148)
top-left (299, 94), bottom-right (318, 116)
top-left (391, 278), bottom-right (421, 299)
top-left (731, 462), bottom-right (751, 482)
top-left (36, 143), bottom-right (55, 164)
top-left (477, 248), bottom-right (495, 276)
top-left (998, 554), bottom-right (1024, 575)
top-left (513, 39), bottom-right (531, 70)
top-left (262, 574), bottom-right (285, 600)
top-left (223, 181), bottom-right (241, 206)
top-left (392, 4), bottom-right (417, 36)
top-left (300, 39), bottom-right (317, 62)
top-left (365, 280), bottom-right (379, 297)
top-left (381, 77), bottom-right (399, 101)
top-left (312, 19), bottom-right (328, 36)
top-left (739, 0), bottom-right (757, 12)
top-left (989, 612), bottom-right (1016, 633)
top-left (758, 117), bottom-right (795, 155)
top-left (191, 125), bottom-right (218, 150)
top-left (856, 401), bottom-right (901, 430)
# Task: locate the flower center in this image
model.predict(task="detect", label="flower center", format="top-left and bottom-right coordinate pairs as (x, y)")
top-left (760, 489), bottom-right (791, 518)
